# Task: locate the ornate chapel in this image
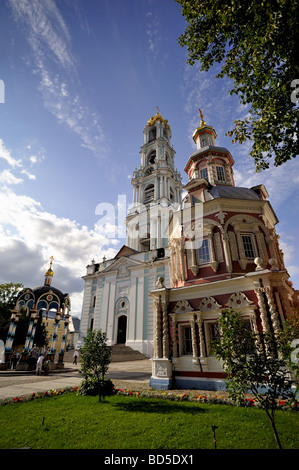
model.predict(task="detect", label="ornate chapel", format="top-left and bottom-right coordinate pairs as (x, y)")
top-left (80, 109), bottom-right (298, 390)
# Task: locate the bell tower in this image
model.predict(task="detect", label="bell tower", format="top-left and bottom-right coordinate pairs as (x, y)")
top-left (126, 108), bottom-right (183, 251)
top-left (184, 109), bottom-right (235, 197)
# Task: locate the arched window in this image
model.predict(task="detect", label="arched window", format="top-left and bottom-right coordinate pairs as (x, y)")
top-left (144, 183), bottom-right (155, 203)
top-left (149, 127), bottom-right (156, 142)
top-left (147, 151), bottom-right (156, 165)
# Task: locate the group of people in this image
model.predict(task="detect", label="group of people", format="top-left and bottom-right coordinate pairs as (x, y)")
top-left (8, 345), bottom-right (79, 374)
top-left (9, 345), bottom-right (50, 374)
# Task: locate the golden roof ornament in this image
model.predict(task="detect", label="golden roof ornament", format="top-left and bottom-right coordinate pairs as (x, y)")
top-left (199, 108), bottom-right (206, 127)
top-left (45, 256), bottom-right (54, 276)
top-left (146, 106), bottom-right (170, 129)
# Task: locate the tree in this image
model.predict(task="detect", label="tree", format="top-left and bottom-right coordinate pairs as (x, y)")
top-left (79, 329), bottom-right (113, 402)
top-left (211, 309), bottom-right (296, 449)
top-left (0, 282), bottom-right (23, 342)
top-left (176, 0), bottom-right (299, 171)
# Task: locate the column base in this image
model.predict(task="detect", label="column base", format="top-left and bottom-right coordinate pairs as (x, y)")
top-left (149, 377), bottom-right (173, 390)
top-left (150, 358), bottom-right (173, 390)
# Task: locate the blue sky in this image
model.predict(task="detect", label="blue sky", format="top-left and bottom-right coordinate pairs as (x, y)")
top-left (0, 0), bottom-right (298, 316)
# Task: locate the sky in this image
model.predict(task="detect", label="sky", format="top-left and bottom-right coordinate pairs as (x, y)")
top-left (0, 0), bottom-right (298, 317)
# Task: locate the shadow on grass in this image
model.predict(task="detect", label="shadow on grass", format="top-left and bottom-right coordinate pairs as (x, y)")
top-left (111, 399), bottom-right (208, 414)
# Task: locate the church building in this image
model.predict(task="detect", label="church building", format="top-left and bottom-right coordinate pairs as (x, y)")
top-left (80, 109), bottom-right (183, 358)
top-left (80, 109), bottom-right (297, 390)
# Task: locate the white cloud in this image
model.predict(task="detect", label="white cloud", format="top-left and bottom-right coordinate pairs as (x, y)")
top-left (21, 169), bottom-right (36, 180)
top-left (0, 139), bottom-right (22, 167)
top-left (9, 0), bottom-right (75, 71)
top-left (8, 0), bottom-right (108, 161)
top-left (0, 169), bottom-right (23, 185)
top-left (0, 185), bottom-right (120, 316)
top-left (145, 10), bottom-right (160, 57)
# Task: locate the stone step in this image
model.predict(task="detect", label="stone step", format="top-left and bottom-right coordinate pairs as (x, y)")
top-left (64, 345), bottom-right (148, 363)
top-left (110, 345), bottom-right (148, 362)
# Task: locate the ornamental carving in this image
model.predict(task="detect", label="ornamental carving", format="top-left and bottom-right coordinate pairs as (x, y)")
top-left (199, 297), bottom-right (222, 311)
top-left (173, 300), bottom-right (193, 313)
top-left (226, 292), bottom-right (253, 309)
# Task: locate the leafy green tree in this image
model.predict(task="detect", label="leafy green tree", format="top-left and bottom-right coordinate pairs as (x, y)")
top-left (0, 282), bottom-right (23, 342)
top-left (176, 0), bottom-right (299, 171)
top-left (211, 309), bottom-right (296, 449)
top-left (79, 329), bottom-right (113, 402)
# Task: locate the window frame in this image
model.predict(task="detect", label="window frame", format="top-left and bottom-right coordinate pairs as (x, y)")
top-left (200, 167), bottom-right (209, 181)
top-left (198, 238), bottom-right (210, 264)
top-left (179, 323), bottom-right (193, 356)
top-left (241, 233), bottom-right (258, 259)
top-left (216, 165), bottom-right (226, 182)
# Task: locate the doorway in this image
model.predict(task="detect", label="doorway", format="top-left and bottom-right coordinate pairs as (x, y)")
top-left (117, 315), bottom-right (127, 344)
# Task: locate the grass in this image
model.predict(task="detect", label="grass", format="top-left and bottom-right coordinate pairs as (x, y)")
top-left (0, 392), bottom-right (298, 449)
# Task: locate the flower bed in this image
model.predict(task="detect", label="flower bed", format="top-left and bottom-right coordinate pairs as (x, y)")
top-left (1, 385), bottom-right (298, 411)
top-left (0, 386), bottom-right (79, 406)
top-left (114, 388), bottom-right (299, 411)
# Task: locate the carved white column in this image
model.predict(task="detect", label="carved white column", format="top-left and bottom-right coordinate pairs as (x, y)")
top-left (222, 233), bottom-right (233, 273)
top-left (250, 311), bottom-right (262, 350)
top-left (171, 314), bottom-right (178, 358)
top-left (153, 297), bottom-right (162, 358)
top-left (277, 285), bottom-right (292, 319)
top-left (162, 299), bottom-right (169, 359)
top-left (196, 314), bottom-right (206, 357)
top-left (254, 287), bottom-right (270, 333)
top-left (264, 286), bottom-right (280, 334)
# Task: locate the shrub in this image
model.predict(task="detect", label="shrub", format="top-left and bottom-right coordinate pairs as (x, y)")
top-left (78, 376), bottom-right (114, 398)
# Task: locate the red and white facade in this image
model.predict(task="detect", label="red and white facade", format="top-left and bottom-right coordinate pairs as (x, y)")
top-left (150, 115), bottom-right (297, 390)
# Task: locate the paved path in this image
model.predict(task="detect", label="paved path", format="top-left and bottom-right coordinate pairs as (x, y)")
top-left (0, 360), bottom-right (152, 401)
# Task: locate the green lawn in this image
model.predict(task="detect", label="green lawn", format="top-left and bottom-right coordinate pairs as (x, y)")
top-left (0, 393), bottom-right (298, 449)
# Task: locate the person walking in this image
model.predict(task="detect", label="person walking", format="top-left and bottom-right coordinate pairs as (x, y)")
top-left (73, 349), bottom-right (79, 365)
top-left (36, 354), bottom-right (44, 376)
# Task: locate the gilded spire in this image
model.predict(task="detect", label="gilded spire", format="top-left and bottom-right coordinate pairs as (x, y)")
top-left (44, 256), bottom-right (54, 286)
top-left (45, 256), bottom-right (54, 276)
top-left (198, 108), bottom-right (206, 127)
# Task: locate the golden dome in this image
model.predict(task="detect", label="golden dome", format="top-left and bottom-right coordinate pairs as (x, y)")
top-left (146, 106), bottom-right (170, 129)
